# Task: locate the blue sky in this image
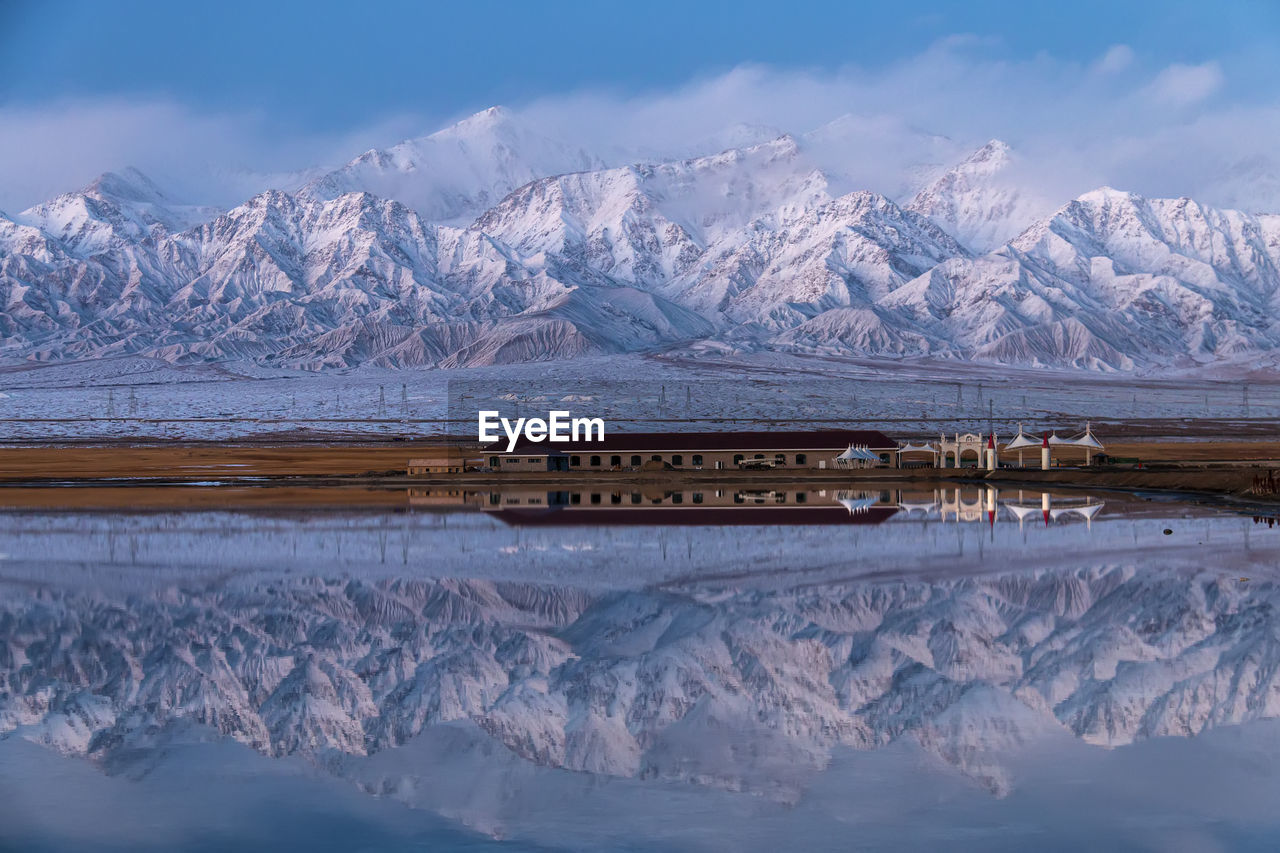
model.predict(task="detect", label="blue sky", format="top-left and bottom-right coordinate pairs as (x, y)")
top-left (1, 0), bottom-right (1279, 211)
top-left (3, 0), bottom-right (1277, 131)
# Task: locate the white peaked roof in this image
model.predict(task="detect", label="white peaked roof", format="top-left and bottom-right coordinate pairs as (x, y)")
top-left (837, 445), bottom-right (881, 461)
top-left (1004, 424), bottom-right (1041, 450)
top-left (897, 442), bottom-right (939, 454)
top-left (1068, 423), bottom-right (1105, 449)
top-left (1005, 423), bottom-right (1104, 450)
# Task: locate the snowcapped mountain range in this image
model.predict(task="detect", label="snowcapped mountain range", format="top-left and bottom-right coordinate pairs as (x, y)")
top-left (3, 106), bottom-right (1280, 372)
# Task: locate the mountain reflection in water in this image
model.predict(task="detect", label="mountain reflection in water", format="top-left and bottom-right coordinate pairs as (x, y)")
top-left (2, 491), bottom-right (1279, 850)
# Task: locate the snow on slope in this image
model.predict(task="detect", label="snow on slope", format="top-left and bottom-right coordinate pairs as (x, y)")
top-left (907, 140), bottom-right (1053, 253)
top-left (300, 106), bottom-right (603, 225)
top-left (6, 122), bottom-right (1280, 371)
top-left (16, 167), bottom-right (220, 257)
top-left (883, 187), bottom-right (1280, 369)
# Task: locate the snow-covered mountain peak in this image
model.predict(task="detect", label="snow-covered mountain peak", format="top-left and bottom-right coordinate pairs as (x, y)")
top-left (962, 138), bottom-right (1013, 169)
top-left (300, 106), bottom-right (604, 225)
top-left (7, 112), bottom-right (1280, 372)
top-left (87, 167), bottom-right (172, 206)
top-left (907, 139), bottom-right (1052, 253)
top-left (14, 167), bottom-right (219, 256)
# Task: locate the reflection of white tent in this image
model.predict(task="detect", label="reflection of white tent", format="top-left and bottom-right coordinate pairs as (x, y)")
top-left (834, 491), bottom-right (878, 514)
top-left (1050, 502), bottom-right (1104, 522)
top-left (1005, 504), bottom-right (1043, 523)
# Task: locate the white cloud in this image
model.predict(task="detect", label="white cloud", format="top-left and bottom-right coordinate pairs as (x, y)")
top-left (1143, 62), bottom-right (1225, 107)
top-left (0, 41), bottom-right (1275, 217)
top-left (0, 99), bottom-right (428, 211)
top-left (1094, 44), bottom-right (1135, 74)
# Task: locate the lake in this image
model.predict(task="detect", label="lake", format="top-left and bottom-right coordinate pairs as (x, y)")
top-left (2, 483), bottom-right (1279, 850)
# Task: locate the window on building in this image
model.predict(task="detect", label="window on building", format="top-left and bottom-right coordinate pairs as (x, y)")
top-left (490, 456), bottom-right (501, 467)
top-left (754, 453), bottom-right (765, 459)
top-left (795, 454), bottom-right (806, 465)
top-left (733, 454), bottom-right (744, 465)
top-left (590, 455), bottom-right (601, 466)
top-left (570, 493), bottom-right (581, 505)
top-left (651, 454), bottom-right (662, 462)
top-left (795, 492), bottom-right (807, 503)
top-left (611, 493), bottom-right (622, 505)
top-left (630, 455), bottom-right (642, 466)
top-left (610, 455), bottom-right (621, 467)
top-left (489, 493), bottom-right (501, 505)
top-left (570, 455), bottom-right (581, 466)
top-left (692, 454), bottom-right (703, 466)
top-left (631, 493), bottom-right (642, 504)
top-left (672, 454), bottom-right (683, 466)
top-left (590, 493), bottom-right (601, 505)
top-left (672, 493), bottom-right (683, 504)
top-left (692, 492), bottom-right (703, 504)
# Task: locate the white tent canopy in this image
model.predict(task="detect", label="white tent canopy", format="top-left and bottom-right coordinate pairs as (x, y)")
top-left (1004, 423), bottom-right (1041, 450)
top-left (896, 442), bottom-right (939, 455)
top-left (836, 445), bottom-right (881, 462)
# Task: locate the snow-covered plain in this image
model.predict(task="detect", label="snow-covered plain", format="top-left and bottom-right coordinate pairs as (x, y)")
top-left (0, 352), bottom-right (1276, 441)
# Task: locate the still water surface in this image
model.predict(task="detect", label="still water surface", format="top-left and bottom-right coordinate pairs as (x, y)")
top-left (2, 484), bottom-right (1279, 850)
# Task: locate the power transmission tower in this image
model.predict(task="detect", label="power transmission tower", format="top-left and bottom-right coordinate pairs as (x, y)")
top-left (377, 385), bottom-right (387, 419)
top-left (401, 384), bottom-right (409, 419)
top-left (128, 387), bottom-right (138, 416)
top-left (106, 389), bottom-right (115, 418)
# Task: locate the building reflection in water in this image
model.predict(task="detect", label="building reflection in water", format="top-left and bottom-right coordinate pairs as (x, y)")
top-left (408, 485), bottom-right (1106, 529)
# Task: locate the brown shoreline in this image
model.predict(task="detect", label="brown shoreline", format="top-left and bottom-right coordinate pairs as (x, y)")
top-left (1, 439), bottom-right (1278, 481)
